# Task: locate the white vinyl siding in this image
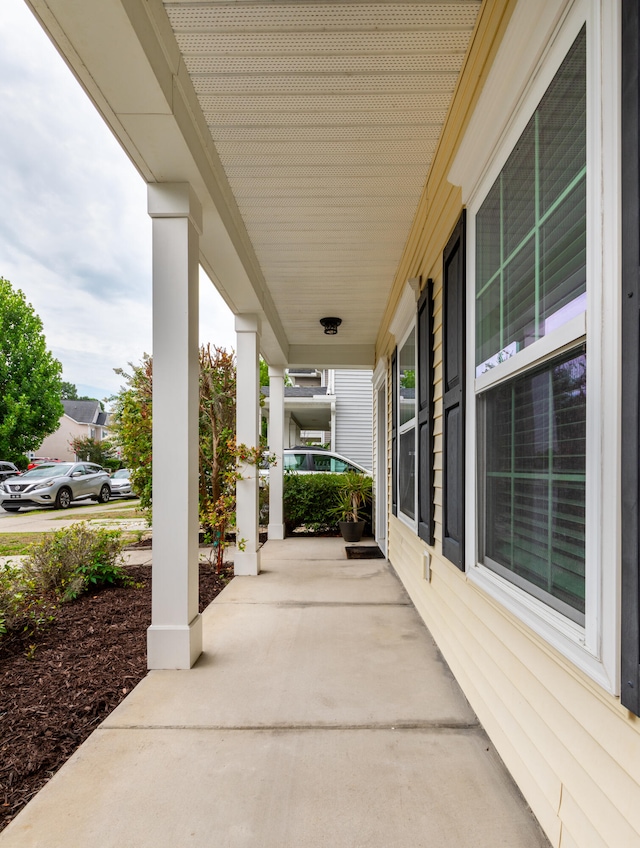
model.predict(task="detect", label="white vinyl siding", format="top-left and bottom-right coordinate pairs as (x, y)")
top-left (333, 369), bottom-right (373, 471)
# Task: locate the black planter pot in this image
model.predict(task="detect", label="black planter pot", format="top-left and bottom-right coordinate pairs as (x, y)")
top-left (338, 520), bottom-right (365, 543)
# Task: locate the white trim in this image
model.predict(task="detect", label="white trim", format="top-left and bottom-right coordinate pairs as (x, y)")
top-left (397, 323), bottom-right (418, 531)
top-left (595, 0), bottom-right (621, 691)
top-left (373, 355), bottom-right (388, 389)
top-left (389, 278), bottom-right (420, 341)
top-left (474, 313), bottom-right (586, 394)
top-left (375, 381), bottom-right (388, 556)
top-left (462, 0), bottom-right (618, 693)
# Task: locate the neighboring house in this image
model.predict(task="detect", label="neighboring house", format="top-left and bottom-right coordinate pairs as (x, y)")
top-left (332, 369), bottom-right (373, 472)
top-left (26, 2), bottom-right (640, 845)
top-left (262, 368), bottom-right (373, 471)
top-left (34, 400), bottom-right (109, 462)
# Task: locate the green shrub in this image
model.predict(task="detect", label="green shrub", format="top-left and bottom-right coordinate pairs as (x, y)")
top-left (0, 561), bottom-right (55, 641)
top-left (24, 523), bottom-right (129, 602)
top-left (281, 473), bottom-right (372, 534)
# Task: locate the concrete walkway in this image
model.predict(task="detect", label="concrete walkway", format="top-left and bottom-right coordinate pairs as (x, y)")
top-left (1, 538), bottom-right (549, 847)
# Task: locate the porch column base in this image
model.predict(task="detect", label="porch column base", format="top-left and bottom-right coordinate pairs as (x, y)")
top-left (147, 615), bottom-right (203, 669)
top-left (268, 522), bottom-right (285, 540)
top-left (234, 550), bottom-right (261, 575)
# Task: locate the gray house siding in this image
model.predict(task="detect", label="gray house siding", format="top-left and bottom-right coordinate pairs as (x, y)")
top-left (333, 370), bottom-right (373, 471)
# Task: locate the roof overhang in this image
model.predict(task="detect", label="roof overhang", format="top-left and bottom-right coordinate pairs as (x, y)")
top-left (262, 392), bottom-right (334, 431)
top-left (25, 0), bottom-right (482, 367)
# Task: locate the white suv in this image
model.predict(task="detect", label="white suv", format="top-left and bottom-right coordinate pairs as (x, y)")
top-left (264, 447), bottom-right (369, 476)
top-left (0, 462), bottom-right (111, 512)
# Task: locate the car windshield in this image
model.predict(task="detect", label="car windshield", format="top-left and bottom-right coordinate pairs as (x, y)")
top-left (112, 469), bottom-right (130, 479)
top-left (21, 463), bottom-right (73, 479)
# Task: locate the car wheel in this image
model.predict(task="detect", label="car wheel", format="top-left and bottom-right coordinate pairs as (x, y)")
top-left (3, 506), bottom-right (19, 512)
top-left (98, 485), bottom-right (110, 504)
top-left (55, 487), bottom-right (72, 509)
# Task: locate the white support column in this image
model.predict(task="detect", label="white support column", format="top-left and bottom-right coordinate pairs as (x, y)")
top-left (330, 398), bottom-right (336, 452)
top-left (147, 183), bottom-right (202, 669)
top-left (284, 411), bottom-right (293, 448)
top-left (235, 314), bottom-right (261, 574)
top-left (268, 366), bottom-right (285, 539)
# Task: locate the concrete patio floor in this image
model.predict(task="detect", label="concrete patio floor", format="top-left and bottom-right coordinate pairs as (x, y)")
top-left (1, 537), bottom-right (550, 847)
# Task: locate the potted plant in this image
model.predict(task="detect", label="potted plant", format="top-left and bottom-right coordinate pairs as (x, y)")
top-left (332, 471), bottom-right (372, 543)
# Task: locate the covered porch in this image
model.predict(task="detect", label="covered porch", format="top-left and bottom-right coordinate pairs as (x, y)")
top-left (18, 1), bottom-right (636, 844)
top-left (21, 0), bottom-right (487, 668)
top-left (0, 537), bottom-right (548, 847)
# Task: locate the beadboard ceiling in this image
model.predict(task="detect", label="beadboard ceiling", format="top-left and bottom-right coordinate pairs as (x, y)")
top-left (27, 0), bottom-right (482, 366)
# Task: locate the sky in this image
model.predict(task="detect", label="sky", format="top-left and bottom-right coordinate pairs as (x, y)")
top-left (0, 0), bottom-right (236, 403)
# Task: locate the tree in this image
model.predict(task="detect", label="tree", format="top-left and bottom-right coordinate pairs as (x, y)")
top-left (108, 355), bottom-right (153, 511)
top-left (61, 381), bottom-right (105, 410)
top-left (110, 347), bottom-right (264, 569)
top-left (199, 345), bottom-right (236, 511)
top-left (0, 277), bottom-right (63, 460)
top-left (61, 381), bottom-right (78, 400)
top-left (69, 435), bottom-right (117, 468)
top-left (109, 347), bottom-right (239, 522)
top-left (259, 357), bottom-right (269, 389)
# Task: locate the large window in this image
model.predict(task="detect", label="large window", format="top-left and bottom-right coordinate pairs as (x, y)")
top-left (476, 27), bottom-right (587, 621)
top-left (480, 346), bottom-right (586, 622)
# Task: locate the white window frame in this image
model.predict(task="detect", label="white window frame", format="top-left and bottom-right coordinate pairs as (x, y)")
top-left (396, 321), bottom-right (417, 529)
top-left (450, 0), bottom-right (620, 692)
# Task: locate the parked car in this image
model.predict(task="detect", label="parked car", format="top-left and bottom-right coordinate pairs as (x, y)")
top-left (27, 456), bottom-right (60, 470)
top-left (0, 461), bottom-right (20, 482)
top-left (261, 447), bottom-right (370, 477)
top-left (109, 468), bottom-right (136, 498)
top-left (0, 462), bottom-right (111, 512)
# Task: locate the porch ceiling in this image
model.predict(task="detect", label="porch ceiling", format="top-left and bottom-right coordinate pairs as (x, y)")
top-left (26, 0), bottom-right (481, 367)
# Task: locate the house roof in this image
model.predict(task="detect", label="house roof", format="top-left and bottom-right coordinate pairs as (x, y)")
top-left (62, 400), bottom-right (103, 425)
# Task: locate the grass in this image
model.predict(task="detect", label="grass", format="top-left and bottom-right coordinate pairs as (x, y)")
top-left (0, 503), bottom-right (147, 555)
top-left (51, 506), bottom-right (145, 522)
top-left (0, 532), bottom-right (49, 556)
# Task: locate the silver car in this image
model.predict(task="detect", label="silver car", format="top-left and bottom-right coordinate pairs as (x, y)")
top-left (0, 462), bottom-right (111, 512)
top-left (109, 468), bottom-right (135, 498)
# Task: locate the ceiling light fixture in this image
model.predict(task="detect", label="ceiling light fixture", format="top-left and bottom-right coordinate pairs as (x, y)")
top-left (320, 317), bottom-right (342, 335)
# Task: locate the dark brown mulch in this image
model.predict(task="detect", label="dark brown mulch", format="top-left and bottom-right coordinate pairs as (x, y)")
top-left (0, 563), bottom-right (232, 832)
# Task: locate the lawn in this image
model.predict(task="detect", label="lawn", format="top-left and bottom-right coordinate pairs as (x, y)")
top-left (0, 533), bottom-right (49, 556)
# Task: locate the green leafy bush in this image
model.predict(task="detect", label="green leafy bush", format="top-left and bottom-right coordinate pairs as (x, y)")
top-left (0, 561), bottom-right (55, 642)
top-left (24, 523), bottom-right (129, 602)
top-left (281, 473), bottom-right (372, 534)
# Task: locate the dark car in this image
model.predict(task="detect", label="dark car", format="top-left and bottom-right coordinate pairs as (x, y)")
top-left (0, 462), bottom-right (20, 482)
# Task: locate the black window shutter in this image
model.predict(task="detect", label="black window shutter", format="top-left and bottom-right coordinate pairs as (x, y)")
top-left (442, 212), bottom-right (466, 569)
top-left (621, 0), bottom-right (640, 716)
top-left (417, 280), bottom-right (434, 545)
top-left (391, 347), bottom-right (398, 517)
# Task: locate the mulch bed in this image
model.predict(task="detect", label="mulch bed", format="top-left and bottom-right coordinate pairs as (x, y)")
top-left (0, 563), bottom-right (232, 832)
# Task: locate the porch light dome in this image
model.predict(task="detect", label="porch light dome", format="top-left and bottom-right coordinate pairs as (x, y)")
top-left (320, 317), bottom-right (342, 335)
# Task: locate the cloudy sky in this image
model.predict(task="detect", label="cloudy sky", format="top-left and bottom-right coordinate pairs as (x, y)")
top-left (0, 0), bottom-right (236, 402)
